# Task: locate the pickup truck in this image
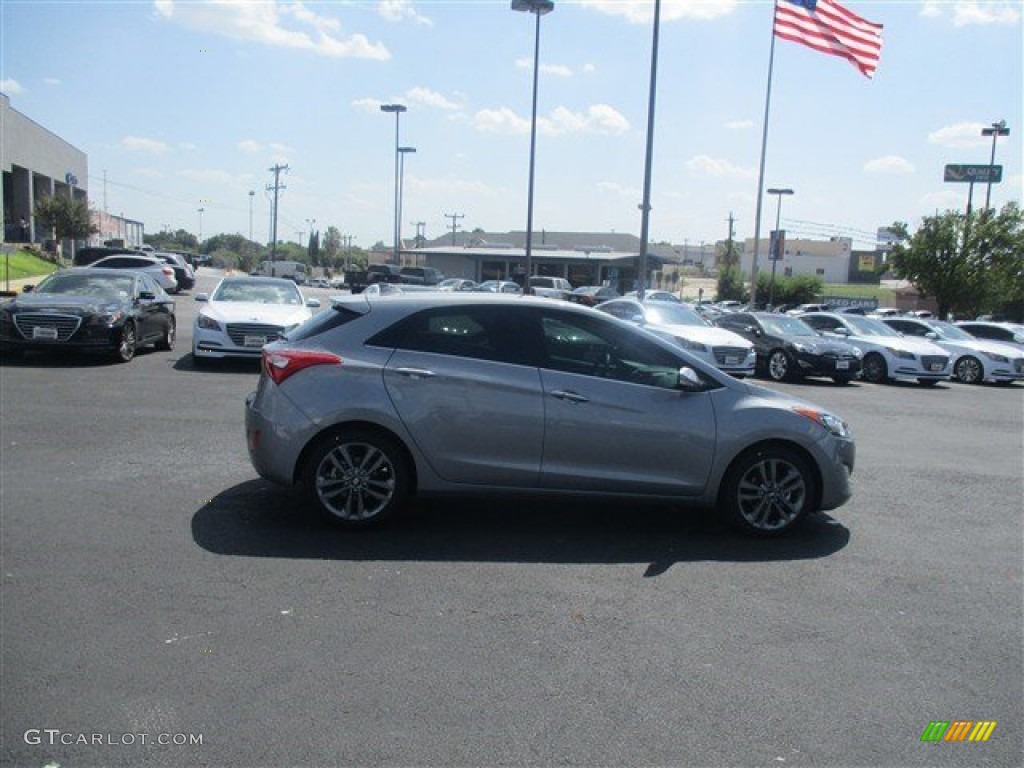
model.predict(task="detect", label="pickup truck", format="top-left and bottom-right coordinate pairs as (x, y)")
top-left (343, 264), bottom-right (405, 294)
top-left (528, 276), bottom-right (573, 301)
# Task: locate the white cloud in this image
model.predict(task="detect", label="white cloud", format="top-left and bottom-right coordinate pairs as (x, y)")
top-left (121, 136), bottom-right (171, 155)
top-left (404, 87), bottom-right (461, 111)
top-left (179, 169), bottom-right (244, 186)
top-left (378, 0), bottom-right (432, 26)
top-left (920, 189), bottom-right (968, 213)
top-left (725, 119), bottom-right (753, 130)
top-left (238, 139), bottom-right (263, 153)
top-left (685, 154), bottom-right (755, 180)
top-left (515, 58), bottom-right (573, 77)
top-left (44, 78), bottom-right (61, 86)
top-left (579, 0), bottom-right (739, 24)
top-left (154, 0), bottom-right (390, 59)
top-left (928, 121), bottom-right (991, 148)
top-left (597, 181), bottom-right (640, 200)
top-left (921, 1), bottom-right (1021, 26)
top-left (351, 98), bottom-right (385, 114)
top-left (864, 155), bottom-right (916, 174)
top-left (474, 104), bottom-right (630, 136)
top-left (1, 78), bottom-right (24, 94)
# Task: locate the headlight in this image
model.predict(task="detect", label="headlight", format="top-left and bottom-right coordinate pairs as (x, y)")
top-left (197, 314), bottom-right (222, 331)
top-left (793, 407), bottom-right (852, 438)
top-left (678, 338), bottom-right (708, 353)
top-left (983, 351), bottom-right (1009, 363)
top-left (90, 310), bottom-right (124, 325)
top-left (850, 346), bottom-right (863, 357)
top-left (887, 347), bottom-right (915, 360)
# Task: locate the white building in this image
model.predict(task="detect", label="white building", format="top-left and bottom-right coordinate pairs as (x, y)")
top-left (740, 236), bottom-right (854, 285)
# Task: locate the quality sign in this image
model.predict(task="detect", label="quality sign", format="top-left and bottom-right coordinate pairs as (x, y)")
top-left (944, 164), bottom-right (1003, 183)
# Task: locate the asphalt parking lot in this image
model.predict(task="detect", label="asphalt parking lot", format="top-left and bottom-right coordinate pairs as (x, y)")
top-left (1, 270), bottom-right (1021, 768)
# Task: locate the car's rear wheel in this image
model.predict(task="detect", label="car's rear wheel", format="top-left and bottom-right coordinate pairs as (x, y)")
top-left (156, 318), bottom-right (176, 351)
top-left (113, 323), bottom-right (137, 363)
top-left (861, 352), bottom-right (888, 383)
top-left (833, 375), bottom-right (853, 385)
top-left (721, 445), bottom-right (817, 537)
top-left (303, 429), bottom-right (409, 529)
top-left (767, 349), bottom-right (794, 382)
top-left (953, 355), bottom-right (983, 384)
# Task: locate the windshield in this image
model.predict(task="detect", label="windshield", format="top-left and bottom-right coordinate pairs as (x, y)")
top-left (35, 272), bottom-right (135, 300)
top-left (845, 315), bottom-right (898, 337)
top-left (928, 321), bottom-right (974, 340)
top-left (644, 303), bottom-right (709, 327)
top-left (760, 315), bottom-right (818, 337)
top-left (212, 279), bottom-right (301, 305)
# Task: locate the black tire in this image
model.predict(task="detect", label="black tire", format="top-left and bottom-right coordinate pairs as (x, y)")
top-left (953, 355), bottom-right (984, 385)
top-left (833, 375), bottom-right (853, 385)
top-left (113, 323), bottom-right (137, 363)
top-left (918, 379), bottom-right (940, 387)
top-left (861, 352), bottom-right (888, 384)
top-left (155, 318), bottom-right (176, 351)
top-left (767, 349), bottom-right (794, 382)
top-left (303, 429), bottom-right (409, 529)
top-left (720, 445), bottom-right (817, 537)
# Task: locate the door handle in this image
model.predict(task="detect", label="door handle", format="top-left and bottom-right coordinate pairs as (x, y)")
top-left (551, 389), bottom-right (589, 403)
top-left (393, 367), bottom-right (436, 379)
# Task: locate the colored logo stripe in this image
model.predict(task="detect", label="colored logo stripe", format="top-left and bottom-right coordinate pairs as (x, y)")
top-left (921, 721), bottom-right (997, 742)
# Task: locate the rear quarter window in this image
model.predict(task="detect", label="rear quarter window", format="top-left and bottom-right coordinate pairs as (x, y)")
top-left (288, 305), bottom-right (364, 341)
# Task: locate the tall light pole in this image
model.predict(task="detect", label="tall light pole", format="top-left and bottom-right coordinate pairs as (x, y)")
top-left (197, 207), bottom-right (205, 244)
top-left (636, 0), bottom-right (661, 301)
top-left (511, 0), bottom-right (554, 294)
top-left (766, 187), bottom-right (793, 309)
top-left (248, 190), bottom-right (255, 242)
top-left (981, 119), bottom-right (1009, 211)
top-left (397, 147), bottom-right (416, 262)
top-left (380, 103), bottom-right (407, 264)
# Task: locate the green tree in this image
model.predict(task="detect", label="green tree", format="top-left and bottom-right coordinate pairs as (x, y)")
top-left (716, 267), bottom-right (748, 302)
top-left (34, 195), bottom-right (97, 255)
top-left (322, 226), bottom-right (342, 267)
top-left (888, 203), bottom-right (1023, 318)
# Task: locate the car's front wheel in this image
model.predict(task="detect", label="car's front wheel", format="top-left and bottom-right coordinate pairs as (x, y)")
top-left (303, 429), bottom-right (409, 529)
top-left (113, 323), bottom-right (137, 363)
top-left (720, 445), bottom-right (817, 537)
top-left (767, 349), bottom-right (794, 382)
top-left (861, 352), bottom-right (888, 383)
top-left (953, 355), bottom-right (984, 384)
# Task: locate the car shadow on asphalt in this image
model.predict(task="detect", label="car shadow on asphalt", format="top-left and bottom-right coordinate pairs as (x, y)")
top-left (172, 354), bottom-right (263, 374)
top-left (0, 348), bottom-right (161, 367)
top-left (191, 479), bottom-right (850, 576)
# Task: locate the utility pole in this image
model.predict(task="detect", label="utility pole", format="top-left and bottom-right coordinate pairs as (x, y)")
top-left (444, 212), bottom-right (464, 246)
top-left (725, 212), bottom-right (736, 270)
top-left (267, 163), bottom-right (289, 262)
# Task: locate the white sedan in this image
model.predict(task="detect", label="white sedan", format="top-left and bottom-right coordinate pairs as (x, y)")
top-left (596, 298), bottom-right (756, 377)
top-left (882, 316), bottom-right (1024, 385)
top-left (800, 312), bottom-right (950, 386)
top-left (192, 276), bottom-right (320, 364)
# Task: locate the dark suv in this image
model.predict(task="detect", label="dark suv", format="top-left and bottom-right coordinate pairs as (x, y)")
top-left (399, 266), bottom-right (444, 285)
top-left (73, 246), bottom-right (138, 266)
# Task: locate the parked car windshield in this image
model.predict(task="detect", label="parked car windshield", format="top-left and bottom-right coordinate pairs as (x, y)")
top-left (844, 315), bottom-right (899, 337)
top-left (927, 321), bottom-right (975, 341)
top-left (34, 271), bottom-right (135, 299)
top-left (211, 279), bottom-right (302, 305)
top-left (760, 314), bottom-right (819, 337)
top-left (643, 303), bottom-right (711, 328)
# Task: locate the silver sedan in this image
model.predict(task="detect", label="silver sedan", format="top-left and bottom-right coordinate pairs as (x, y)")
top-left (245, 294), bottom-right (855, 537)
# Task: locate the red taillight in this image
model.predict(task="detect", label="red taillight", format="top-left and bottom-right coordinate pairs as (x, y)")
top-left (163, 267), bottom-right (175, 276)
top-left (262, 348), bottom-right (342, 385)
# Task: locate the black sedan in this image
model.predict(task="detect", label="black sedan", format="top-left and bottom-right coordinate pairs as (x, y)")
top-left (0, 268), bottom-right (176, 363)
top-left (569, 285), bottom-right (619, 307)
top-left (714, 311), bottom-right (863, 383)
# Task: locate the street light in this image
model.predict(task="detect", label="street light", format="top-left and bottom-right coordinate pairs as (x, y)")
top-left (766, 187), bottom-right (793, 309)
top-left (511, 0), bottom-right (554, 294)
top-left (248, 190), bottom-right (255, 242)
top-left (981, 119), bottom-right (1009, 211)
top-left (397, 147), bottom-right (416, 262)
top-left (380, 103), bottom-right (407, 264)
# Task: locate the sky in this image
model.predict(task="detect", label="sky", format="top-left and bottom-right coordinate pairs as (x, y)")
top-left (1, 1), bottom-right (1021, 252)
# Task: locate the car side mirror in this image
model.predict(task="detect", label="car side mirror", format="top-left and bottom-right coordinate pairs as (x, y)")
top-left (306, 298), bottom-right (321, 308)
top-left (925, 331), bottom-right (938, 340)
top-left (629, 314), bottom-right (645, 324)
top-left (832, 327), bottom-right (850, 336)
top-left (194, 293), bottom-right (209, 302)
top-left (22, 285), bottom-right (34, 293)
top-left (139, 290), bottom-right (156, 300)
top-left (676, 366), bottom-right (707, 392)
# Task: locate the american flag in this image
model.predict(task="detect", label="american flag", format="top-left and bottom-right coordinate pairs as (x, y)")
top-left (774, 0), bottom-right (884, 78)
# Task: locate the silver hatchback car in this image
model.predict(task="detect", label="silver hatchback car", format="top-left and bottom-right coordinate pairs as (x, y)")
top-left (245, 295), bottom-right (855, 536)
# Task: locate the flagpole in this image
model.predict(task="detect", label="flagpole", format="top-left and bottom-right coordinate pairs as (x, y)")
top-left (750, 0), bottom-right (780, 308)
